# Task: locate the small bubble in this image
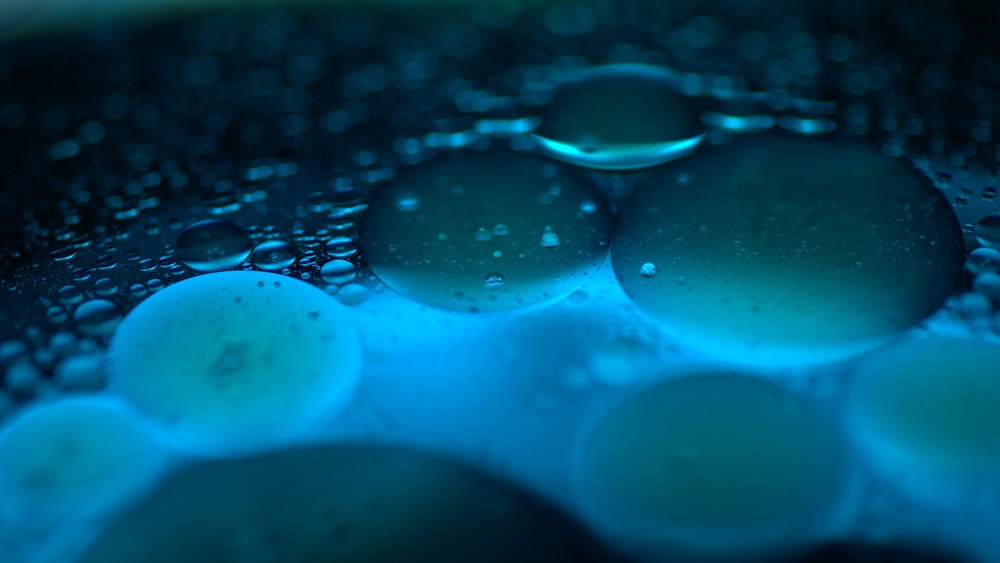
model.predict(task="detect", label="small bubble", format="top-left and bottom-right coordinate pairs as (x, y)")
top-left (335, 283), bottom-right (370, 305)
top-left (320, 260), bottom-right (356, 284)
top-left (541, 231), bottom-right (561, 248)
top-left (580, 200), bottom-right (597, 214)
top-left (250, 240), bottom-right (297, 271)
top-left (396, 193), bottom-right (420, 212)
top-left (484, 273), bottom-right (505, 290)
top-left (325, 236), bottom-right (358, 258)
top-left (58, 285), bottom-right (84, 305)
top-left (967, 247), bottom-right (1000, 274)
top-left (974, 215), bottom-right (1000, 248)
top-left (475, 227), bottom-right (493, 242)
top-left (493, 223), bottom-right (510, 236)
top-left (175, 220), bottom-right (252, 273)
top-left (74, 299), bottom-right (122, 338)
top-left (94, 278), bottom-right (118, 297)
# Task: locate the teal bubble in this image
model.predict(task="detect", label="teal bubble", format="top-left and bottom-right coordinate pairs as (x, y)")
top-left (612, 134), bottom-right (965, 365)
top-left (849, 338), bottom-right (1000, 477)
top-left (360, 151), bottom-right (612, 312)
top-left (79, 445), bottom-right (613, 563)
top-left (532, 64), bottom-right (705, 170)
top-left (577, 373), bottom-right (846, 558)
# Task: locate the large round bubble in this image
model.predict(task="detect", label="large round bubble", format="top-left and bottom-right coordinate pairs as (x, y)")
top-left (361, 151), bottom-right (612, 312)
top-left (79, 445), bottom-right (616, 563)
top-left (106, 271), bottom-right (362, 455)
top-left (612, 134), bottom-right (965, 366)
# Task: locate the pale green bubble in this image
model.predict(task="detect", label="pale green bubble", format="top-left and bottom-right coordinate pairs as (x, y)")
top-left (612, 134), bottom-right (965, 366)
top-left (849, 338), bottom-right (1000, 476)
top-left (360, 151), bottom-right (612, 312)
top-left (106, 271), bottom-right (362, 455)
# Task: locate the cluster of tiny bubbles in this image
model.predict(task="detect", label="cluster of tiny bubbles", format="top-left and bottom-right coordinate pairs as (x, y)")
top-left (359, 150), bottom-right (612, 312)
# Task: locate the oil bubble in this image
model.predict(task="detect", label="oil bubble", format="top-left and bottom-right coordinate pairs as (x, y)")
top-left (105, 271), bottom-right (362, 455)
top-left (361, 151), bottom-right (611, 312)
top-left (532, 65), bottom-right (705, 170)
top-left (612, 134), bottom-right (964, 366)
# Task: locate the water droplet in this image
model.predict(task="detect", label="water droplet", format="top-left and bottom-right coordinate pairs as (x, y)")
top-left (396, 192), bottom-right (420, 212)
top-left (74, 299), bottom-right (122, 338)
top-left (613, 134), bottom-right (965, 365)
top-left (174, 220), bottom-right (252, 273)
top-left (58, 285), bottom-right (84, 305)
top-left (967, 247), bottom-right (1000, 274)
top-left (475, 227), bottom-right (493, 242)
top-left (94, 278), bottom-right (118, 297)
top-left (540, 231), bottom-right (561, 248)
top-left (325, 235), bottom-right (358, 258)
top-left (334, 283), bottom-right (370, 306)
top-left (105, 271), bottom-right (362, 455)
top-left (320, 260), bottom-right (356, 284)
top-left (250, 240), bottom-right (297, 272)
top-left (533, 65), bottom-right (705, 170)
top-left (777, 115), bottom-right (837, 135)
top-left (360, 151), bottom-right (612, 311)
top-left (54, 353), bottom-right (106, 391)
top-left (484, 273), bottom-right (505, 290)
top-left (700, 111), bottom-right (776, 134)
top-left (578, 373), bottom-right (846, 557)
top-left (974, 215), bottom-right (1000, 248)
